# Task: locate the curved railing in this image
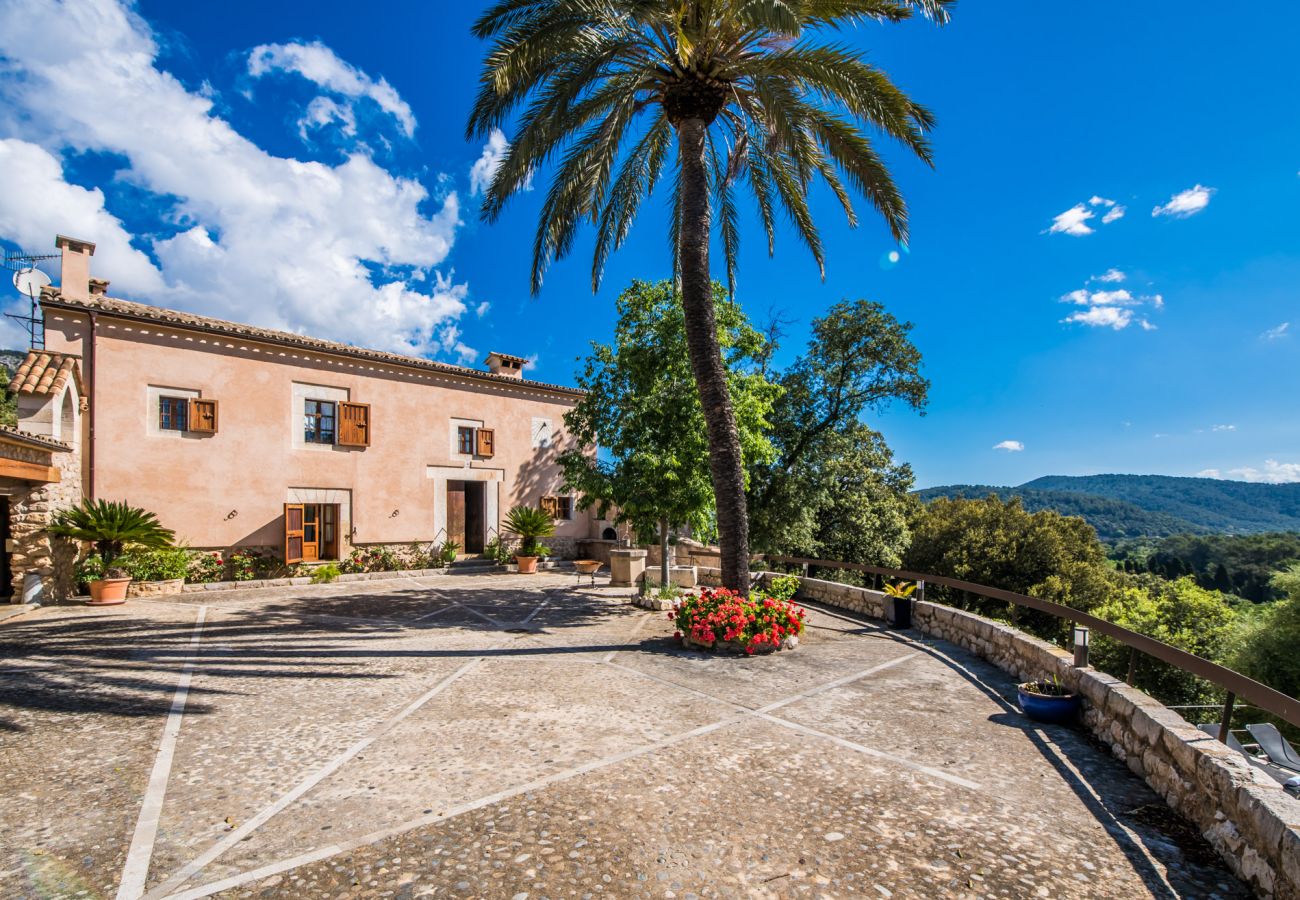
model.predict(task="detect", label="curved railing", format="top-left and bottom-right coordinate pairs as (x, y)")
top-left (684, 548), bottom-right (1300, 736)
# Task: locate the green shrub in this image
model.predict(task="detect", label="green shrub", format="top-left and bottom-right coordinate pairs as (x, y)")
top-left (311, 563), bottom-right (341, 584)
top-left (436, 540), bottom-right (460, 565)
top-left (186, 551), bottom-right (225, 583)
top-left (483, 537), bottom-right (514, 565)
top-left (75, 553), bottom-right (106, 586)
top-left (766, 574), bottom-right (801, 601)
top-left (118, 546), bottom-right (192, 582)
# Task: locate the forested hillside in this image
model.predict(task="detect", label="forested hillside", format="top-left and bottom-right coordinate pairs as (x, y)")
top-left (917, 474), bottom-right (1300, 539)
top-left (1111, 532), bottom-right (1300, 603)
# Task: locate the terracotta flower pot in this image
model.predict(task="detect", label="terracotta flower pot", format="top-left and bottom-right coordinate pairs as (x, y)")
top-left (574, 560), bottom-right (601, 575)
top-left (88, 577), bottom-right (131, 605)
top-left (515, 556), bottom-right (539, 575)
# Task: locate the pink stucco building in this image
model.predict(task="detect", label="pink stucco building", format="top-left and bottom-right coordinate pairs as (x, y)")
top-left (19, 235), bottom-right (614, 569)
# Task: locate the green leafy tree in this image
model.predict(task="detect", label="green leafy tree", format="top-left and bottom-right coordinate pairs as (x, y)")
top-left (468, 0), bottom-right (950, 592)
top-left (905, 495), bottom-right (1120, 639)
top-left (49, 499), bottom-right (175, 569)
top-left (1234, 566), bottom-right (1300, 701)
top-left (749, 299), bottom-right (926, 563)
top-left (0, 365), bottom-right (17, 428)
top-left (559, 280), bottom-right (778, 586)
top-left (1091, 577), bottom-right (1242, 707)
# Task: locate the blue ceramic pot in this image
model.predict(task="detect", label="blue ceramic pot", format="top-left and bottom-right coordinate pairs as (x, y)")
top-left (1018, 682), bottom-right (1080, 724)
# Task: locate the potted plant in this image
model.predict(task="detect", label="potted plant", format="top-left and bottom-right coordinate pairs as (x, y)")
top-left (50, 499), bottom-right (176, 605)
top-left (1017, 674), bottom-right (1081, 724)
top-left (504, 505), bottom-right (555, 575)
top-left (882, 579), bottom-right (916, 629)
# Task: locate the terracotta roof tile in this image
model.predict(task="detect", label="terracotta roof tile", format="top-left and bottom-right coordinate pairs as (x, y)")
top-left (0, 425), bottom-right (71, 453)
top-left (8, 350), bottom-right (83, 397)
top-left (40, 292), bottom-right (583, 397)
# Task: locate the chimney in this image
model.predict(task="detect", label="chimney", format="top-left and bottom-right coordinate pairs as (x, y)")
top-left (484, 351), bottom-right (526, 379)
top-left (55, 234), bottom-right (96, 301)
top-left (89, 277), bottom-right (110, 296)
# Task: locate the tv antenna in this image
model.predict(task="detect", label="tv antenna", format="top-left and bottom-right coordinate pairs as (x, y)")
top-left (4, 247), bottom-right (58, 350)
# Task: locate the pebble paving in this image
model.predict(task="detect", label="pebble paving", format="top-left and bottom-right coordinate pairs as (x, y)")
top-left (0, 572), bottom-right (1248, 899)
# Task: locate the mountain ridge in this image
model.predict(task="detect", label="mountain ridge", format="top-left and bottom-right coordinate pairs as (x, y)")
top-left (916, 474), bottom-right (1300, 540)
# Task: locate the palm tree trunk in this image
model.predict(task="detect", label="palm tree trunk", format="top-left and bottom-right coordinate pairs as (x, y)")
top-left (675, 117), bottom-right (750, 594)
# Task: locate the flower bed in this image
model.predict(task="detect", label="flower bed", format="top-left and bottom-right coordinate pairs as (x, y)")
top-left (670, 586), bottom-right (806, 655)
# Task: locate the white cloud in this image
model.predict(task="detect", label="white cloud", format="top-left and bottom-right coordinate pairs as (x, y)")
top-left (297, 96), bottom-right (356, 139)
top-left (521, 353), bottom-right (539, 372)
top-left (992, 440), bottom-right (1024, 452)
top-left (1063, 306), bottom-right (1133, 330)
top-left (474, 300), bottom-right (491, 318)
top-left (1046, 203), bottom-right (1094, 236)
top-left (1059, 281), bottom-right (1163, 331)
top-left (1046, 196), bottom-right (1126, 236)
top-left (248, 40), bottom-right (415, 138)
top-left (1152, 184), bottom-right (1215, 218)
top-left (1212, 424), bottom-right (1237, 432)
top-left (1261, 322), bottom-right (1290, 341)
top-left (468, 128), bottom-right (531, 197)
top-left (0, 0), bottom-right (476, 361)
top-left (1200, 460), bottom-right (1300, 484)
top-left (1093, 268), bottom-right (1127, 283)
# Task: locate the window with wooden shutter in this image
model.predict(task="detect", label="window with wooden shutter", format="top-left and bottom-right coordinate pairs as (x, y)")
top-left (188, 398), bottom-right (218, 433)
top-left (284, 503), bottom-right (305, 565)
top-left (337, 401), bottom-right (371, 447)
top-left (476, 427), bottom-right (495, 457)
top-left (540, 495), bottom-right (559, 518)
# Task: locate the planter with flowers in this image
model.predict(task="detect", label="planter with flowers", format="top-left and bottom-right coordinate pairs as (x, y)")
top-left (670, 586), bottom-right (807, 655)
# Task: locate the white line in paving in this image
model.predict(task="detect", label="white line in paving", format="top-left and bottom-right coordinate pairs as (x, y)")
top-left (600, 613), bottom-right (655, 664)
top-left (755, 713), bottom-right (982, 790)
top-left (115, 605), bottom-right (209, 900)
top-left (165, 651), bottom-right (938, 899)
top-left (163, 710), bottom-right (752, 900)
top-left (145, 603), bottom-right (539, 900)
top-left (606, 653), bottom-right (980, 790)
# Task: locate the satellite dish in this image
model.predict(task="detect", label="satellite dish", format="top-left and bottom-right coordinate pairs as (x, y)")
top-left (13, 267), bottom-right (51, 299)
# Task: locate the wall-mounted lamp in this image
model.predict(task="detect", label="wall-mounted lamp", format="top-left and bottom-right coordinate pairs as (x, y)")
top-left (1073, 625), bottom-right (1090, 668)
top-left (390, 509), bottom-right (400, 518)
top-left (225, 509), bottom-right (238, 520)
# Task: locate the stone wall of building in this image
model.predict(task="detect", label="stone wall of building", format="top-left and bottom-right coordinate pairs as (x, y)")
top-left (4, 440), bottom-right (81, 603)
top-left (763, 571), bottom-right (1300, 898)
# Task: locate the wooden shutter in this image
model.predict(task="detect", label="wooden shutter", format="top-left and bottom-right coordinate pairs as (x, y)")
top-left (476, 427), bottom-right (495, 457)
top-left (337, 402), bottom-right (371, 447)
top-left (284, 503), bottom-right (305, 565)
top-left (189, 398), bottom-right (218, 433)
top-left (540, 496), bottom-right (559, 518)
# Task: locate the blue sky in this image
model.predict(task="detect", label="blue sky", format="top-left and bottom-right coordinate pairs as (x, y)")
top-left (1, 1), bottom-right (1297, 488)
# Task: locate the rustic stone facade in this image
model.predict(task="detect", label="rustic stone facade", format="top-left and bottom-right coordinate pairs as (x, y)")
top-left (3, 435), bottom-right (80, 602)
top-left (745, 570), bottom-right (1300, 898)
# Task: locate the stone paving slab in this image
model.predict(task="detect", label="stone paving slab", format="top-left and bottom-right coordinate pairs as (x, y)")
top-left (0, 573), bottom-right (1249, 900)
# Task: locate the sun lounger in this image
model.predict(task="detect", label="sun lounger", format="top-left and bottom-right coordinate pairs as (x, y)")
top-left (1245, 723), bottom-right (1300, 775)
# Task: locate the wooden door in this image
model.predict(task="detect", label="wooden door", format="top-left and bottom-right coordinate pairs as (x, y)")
top-left (284, 504), bottom-right (305, 564)
top-left (446, 481), bottom-right (466, 550)
top-left (302, 504), bottom-right (320, 562)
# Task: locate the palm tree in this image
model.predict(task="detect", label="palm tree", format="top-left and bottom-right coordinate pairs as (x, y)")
top-left (50, 499), bottom-right (175, 568)
top-left (468, 0), bottom-right (949, 592)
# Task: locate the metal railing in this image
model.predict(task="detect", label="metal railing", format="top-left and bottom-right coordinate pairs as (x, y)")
top-left (678, 548), bottom-right (1300, 738)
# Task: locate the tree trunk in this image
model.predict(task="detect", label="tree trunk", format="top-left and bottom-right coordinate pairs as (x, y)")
top-left (675, 117), bottom-right (750, 594)
top-left (659, 518), bottom-right (670, 588)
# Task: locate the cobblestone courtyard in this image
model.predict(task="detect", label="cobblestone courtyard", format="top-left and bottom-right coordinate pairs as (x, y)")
top-left (0, 573), bottom-right (1247, 899)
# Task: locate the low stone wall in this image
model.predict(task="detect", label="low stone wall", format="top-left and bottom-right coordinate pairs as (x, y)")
top-left (778, 572), bottom-right (1300, 899)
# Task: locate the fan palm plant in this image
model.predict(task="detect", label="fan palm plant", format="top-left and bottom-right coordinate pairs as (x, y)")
top-left (50, 499), bottom-right (175, 569)
top-left (469, 0), bottom-right (949, 592)
top-left (504, 504), bottom-right (556, 558)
